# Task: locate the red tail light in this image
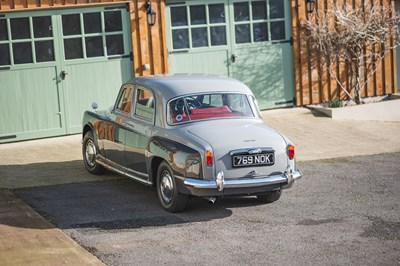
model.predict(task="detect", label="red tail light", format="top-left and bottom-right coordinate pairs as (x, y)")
top-left (205, 150), bottom-right (213, 167)
top-left (287, 144), bottom-right (295, 160)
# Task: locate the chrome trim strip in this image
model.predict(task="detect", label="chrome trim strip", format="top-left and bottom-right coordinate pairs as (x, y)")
top-left (125, 171), bottom-right (153, 186)
top-left (126, 167), bottom-right (149, 179)
top-left (184, 170), bottom-right (302, 189)
top-left (96, 156), bottom-right (152, 186)
top-left (248, 148), bottom-right (262, 154)
top-left (230, 147), bottom-right (274, 156)
top-left (97, 157), bottom-right (125, 175)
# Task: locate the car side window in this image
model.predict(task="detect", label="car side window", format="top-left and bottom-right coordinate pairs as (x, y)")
top-left (115, 86), bottom-right (134, 113)
top-left (134, 86), bottom-right (154, 121)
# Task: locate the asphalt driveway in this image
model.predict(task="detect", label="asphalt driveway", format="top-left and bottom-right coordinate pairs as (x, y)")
top-left (12, 152), bottom-right (400, 266)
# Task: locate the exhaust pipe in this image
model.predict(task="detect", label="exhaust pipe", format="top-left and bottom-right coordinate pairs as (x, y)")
top-left (204, 197), bottom-right (217, 205)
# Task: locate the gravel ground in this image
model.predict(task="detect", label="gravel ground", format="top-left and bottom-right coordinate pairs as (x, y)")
top-left (15, 153), bottom-right (400, 266)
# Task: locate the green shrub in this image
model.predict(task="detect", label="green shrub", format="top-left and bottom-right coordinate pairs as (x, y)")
top-left (328, 99), bottom-right (343, 108)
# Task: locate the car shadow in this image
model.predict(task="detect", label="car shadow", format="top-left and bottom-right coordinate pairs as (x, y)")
top-left (1, 160), bottom-right (268, 231)
top-left (13, 178), bottom-right (235, 230)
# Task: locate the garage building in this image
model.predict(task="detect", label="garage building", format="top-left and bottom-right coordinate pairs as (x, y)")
top-left (0, 0), bottom-right (397, 142)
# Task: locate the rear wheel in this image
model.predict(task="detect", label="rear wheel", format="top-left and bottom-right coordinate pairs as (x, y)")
top-left (157, 161), bottom-right (187, 212)
top-left (257, 190), bottom-right (281, 203)
top-left (82, 131), bottom-right (105, 175)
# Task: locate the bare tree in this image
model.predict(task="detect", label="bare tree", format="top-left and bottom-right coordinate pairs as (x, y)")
top-left (303, 1), bottom-right (400, 104)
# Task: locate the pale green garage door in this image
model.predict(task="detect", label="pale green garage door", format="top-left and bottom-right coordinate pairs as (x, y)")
top-left (0, 5), bottom-right (132, 143)
top-left (165, 0), bottom-right (294, 109)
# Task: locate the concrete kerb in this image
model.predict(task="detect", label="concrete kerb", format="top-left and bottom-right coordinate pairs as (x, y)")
top-left (307, 97), bottom-right (400, 122)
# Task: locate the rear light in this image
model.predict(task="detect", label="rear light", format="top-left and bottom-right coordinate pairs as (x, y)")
top-left (287, 144), bottom-right (295, 160)
top-left (205, 150), bottom-right (213, 167)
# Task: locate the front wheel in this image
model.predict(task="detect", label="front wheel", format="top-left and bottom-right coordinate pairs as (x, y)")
top-left (82, 131), bottom-right (105, 175)
top-left (156, 161), bottom-right (187, 212)
top-left (257, 190), bottom-right (281, 203)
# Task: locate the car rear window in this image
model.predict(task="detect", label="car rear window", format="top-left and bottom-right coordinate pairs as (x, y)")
top-left (168, 93), bottom-right (255, 124)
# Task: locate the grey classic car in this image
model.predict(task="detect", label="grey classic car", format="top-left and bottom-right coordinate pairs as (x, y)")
top-left (82, 74), bottom-right (302, 212)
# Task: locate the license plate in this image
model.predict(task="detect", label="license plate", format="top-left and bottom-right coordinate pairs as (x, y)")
top-left (232, 153), bottom-right (274, 168)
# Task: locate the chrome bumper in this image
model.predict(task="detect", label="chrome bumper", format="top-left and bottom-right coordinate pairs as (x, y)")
top-left (184, 169), bottom-right (302, 191)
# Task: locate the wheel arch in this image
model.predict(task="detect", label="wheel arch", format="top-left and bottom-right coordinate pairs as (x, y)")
top-left (83, 123), bottom-right (93, 139)
top-left (149, 156), bottom-right (164, 186)
top-left (147, 136), bottom-right (203, 184)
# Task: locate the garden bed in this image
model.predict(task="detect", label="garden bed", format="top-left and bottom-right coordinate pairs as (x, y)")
top-left (307, 94), bottom-right (400, 122)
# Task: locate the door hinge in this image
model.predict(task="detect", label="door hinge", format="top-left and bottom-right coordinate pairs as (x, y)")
top-left (271, 37), bottom-right (293, 46)
top-left (275, 99), bottom-right (294, 105)
top-left (108, 53), bottom-right (133, 61)
top-left (0, 135), bottom-right (16, 140)
top-left (169, 50), bottom-right (189, 54)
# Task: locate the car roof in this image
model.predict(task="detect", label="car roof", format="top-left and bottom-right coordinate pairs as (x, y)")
top-left (126, 74), bottom-right (254, 102)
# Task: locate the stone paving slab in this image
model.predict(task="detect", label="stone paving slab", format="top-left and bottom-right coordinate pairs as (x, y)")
top-left (0, 135), bottom-right (81, 165)
top-left (262, 108), bottom-right (400, 161)
top-left (0, 135), bottom-right (120, 189)
top-left (0, 189), bottom-right (105, 266)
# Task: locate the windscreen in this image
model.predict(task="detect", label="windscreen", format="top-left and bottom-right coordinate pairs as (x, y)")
top-left (168, 93), bottom-right (255, 124)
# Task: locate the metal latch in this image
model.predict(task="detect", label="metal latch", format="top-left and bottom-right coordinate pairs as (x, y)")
top-left (61, 71), bottom-right (68, 80)
top-left (231, 54), bottom-right (238, 63)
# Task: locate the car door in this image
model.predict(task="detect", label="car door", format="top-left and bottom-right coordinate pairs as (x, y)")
top-left (101, 84), bottom-right (133, 170)
top-left (124, 85), bottom-right (155, 180)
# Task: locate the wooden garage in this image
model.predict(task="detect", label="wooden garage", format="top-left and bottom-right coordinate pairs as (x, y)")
top-left (0, 0), bottom-right (168, 143)
top-left (0, 0), bottom-right (397, 143)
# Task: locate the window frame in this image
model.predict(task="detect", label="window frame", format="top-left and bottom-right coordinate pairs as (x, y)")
top-left (61, 9), bottom-right (127, 61)
top-left (166, 92), bottom-right (258, 126)
top-left (0, 15), bottom-right (56, 66)
top-left (114, 84), bottom-right (134, 115)
top-left (169, 3), bottom-right (229, 51)
top-left (132, 85), bottom-right (156, 124)
top-left (232, 0), bottom-right (287, 46)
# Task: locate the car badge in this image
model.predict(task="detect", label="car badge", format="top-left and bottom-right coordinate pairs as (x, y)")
top-left (248, 148), bottom-right (262, 154)
top-left (247, 170), bottom-right (257, 176)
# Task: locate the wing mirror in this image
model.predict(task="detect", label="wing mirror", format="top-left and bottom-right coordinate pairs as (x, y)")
top-left (92, 102), bottom-right (98, 112)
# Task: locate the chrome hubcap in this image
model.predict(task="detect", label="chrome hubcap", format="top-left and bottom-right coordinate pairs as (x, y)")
top-left (85, 140), bottom-right (96, 168)
top-left (160, 170), bottom-right (174, 204)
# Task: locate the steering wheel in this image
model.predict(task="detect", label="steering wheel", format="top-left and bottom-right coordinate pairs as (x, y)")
top-left (173, 97), bottom-right (202, 111)
top-left (186, 97), bottom-right (202, 109)
top-left (173, 99), bottom-right (185, 111)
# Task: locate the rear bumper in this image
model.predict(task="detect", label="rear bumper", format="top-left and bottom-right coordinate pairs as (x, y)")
top-left (177, 169), bottom-right (302, 197)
